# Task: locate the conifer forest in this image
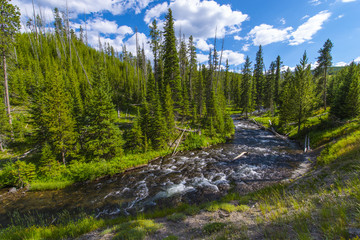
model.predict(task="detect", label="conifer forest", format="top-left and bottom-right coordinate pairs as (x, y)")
top-left (1, 0), bottom-right (360, 239)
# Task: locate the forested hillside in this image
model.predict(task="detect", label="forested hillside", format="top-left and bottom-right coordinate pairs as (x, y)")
top-left (0, 5), bottom-right (235, 188)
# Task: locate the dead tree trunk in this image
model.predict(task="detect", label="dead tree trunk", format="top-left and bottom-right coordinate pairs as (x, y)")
top-left (3, 55), bottom-right (12, 126)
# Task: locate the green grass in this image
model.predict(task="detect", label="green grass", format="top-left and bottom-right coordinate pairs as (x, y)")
top-left (203, 222), bottom-right (227, 234)
top-left (29, 180), bottom-right (74, 191)
top-left (166, 213), bottom-right (186, 222)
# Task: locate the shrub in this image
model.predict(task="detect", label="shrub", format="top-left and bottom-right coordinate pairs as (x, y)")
top-left (0, 160), bottom-right (36, 188)
top-left (182, 133), bottom-right (207, 150)
top-left (203, 222), bottom-right (227, 234)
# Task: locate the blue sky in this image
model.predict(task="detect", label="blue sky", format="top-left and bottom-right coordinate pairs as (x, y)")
top-left (14, 0), bottom-right (360, 70)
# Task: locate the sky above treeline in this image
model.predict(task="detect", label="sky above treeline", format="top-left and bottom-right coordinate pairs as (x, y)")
top-left (13, 0), bottom-right (360, 71)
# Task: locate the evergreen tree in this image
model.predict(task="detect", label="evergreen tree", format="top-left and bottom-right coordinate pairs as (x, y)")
top-left (254, 45), bottom-right (265, 109)
top-left (223, 59), bottom-right (230, 104)
top-left (274, 55), bottom-right (282, 105)
top-left (188, 35), bottom-right (197, 102)
top-left (331, 62), bottom-right (360, 119)
top-left (164, 84), bottom-right (175, 138)
top-left (33, 66), bottom-right (77, 165)
top-left (82, 64), bottom-right (123, 160)
top-left (240, 56), bottom-right (253, 117)
top-left (163, 8), bottom-right (182, 105)
top-left (315, 39), bottom-right (333, 110)
top-left (264, 61), bottom-right (276, 114)
top-left (293, 52), bottom-right (314, 133)
top-left (124, 113), bottom-right (143, 153)
top-left (279, 68), bottom-right (296, 125)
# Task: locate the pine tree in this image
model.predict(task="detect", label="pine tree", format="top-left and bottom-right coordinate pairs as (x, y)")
top-left (331, 62), bottom-right (360, 119)
top-left (279, 68), bottom-right (295, 126)
top-left (188, 35), bottom-right (197, 102)
top-left (163, 8), bottom-right (182, 105)
top-left (274, 55), bottom-right (282, 105)
top-left (240, 56), bottom-right (253, 117)
top-left (264, 61), bottom-right (276, 114)
top-left (124, 111), bottom-right (143, 153)
top-left (82, 64), bottom-right (123, 160)
top-left (0, 0), bottom-right (21, 127)
top-left (164, 84), bottom-right (175, 138)
top-left (254, 45), bottom-right (265, 109)
top-left (33, 66), bottom-right (77, 165)
top-left (293, 52), bottom-right (314, 133)
top-left (150, 93), bottom-right (167, 149)
top-left (315, 39), bottom-right (333, 110)
top-left (223, 59), bottom-right (230, 104)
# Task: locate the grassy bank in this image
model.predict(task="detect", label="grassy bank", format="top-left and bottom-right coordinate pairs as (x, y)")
top-left (2, 111), bottom-right (359, 239)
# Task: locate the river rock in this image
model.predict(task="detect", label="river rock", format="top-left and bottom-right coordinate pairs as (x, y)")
top-left (8, 187), bottom-right (17, 193)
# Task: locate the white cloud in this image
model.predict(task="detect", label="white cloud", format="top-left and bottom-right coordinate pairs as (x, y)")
top-left (280, 18), bottom-right (286, 25)
top-left (242, 44), bottom-right (250, 52)
top-left (144, 2), bottom-right (168, 24)
top-left (145, 0), bottom-right (248, 40)
top-left (342, 0), bottom-right (356, 2)
top-left (234, 35), bottom-right (243, 41)
top-left (248, 24), bottom-right (293, 46)
top-left (197, 53), bottom-right (209, 64)
top-left (309, 0), bottom-right (322, 5)
top-left (87, 18), bottom-right (120, 34)
top-left (281, 65), bottom-right (295, 72)
top-left (222, 50), bottom-right (245, 66)
top-left (289, 10), bottom-right (331, 46)
top-left (336, 14), bottom-right (344, 19)
top-left (302, 15), bottom-right (310, 20)
top-left (196, 38), bottom-right (214, 51)
top-left (335, 61), bottom-right (347, 67)
top-left (354, 57), bottom-right (360, 63)
top-left (197, 50), bottom-right (245, 66)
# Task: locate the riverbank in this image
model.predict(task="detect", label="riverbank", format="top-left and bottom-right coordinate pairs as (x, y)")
top-left (1, 112), bottom-right (359, 239)
top-left (0, 131), bottom-right (230, 192)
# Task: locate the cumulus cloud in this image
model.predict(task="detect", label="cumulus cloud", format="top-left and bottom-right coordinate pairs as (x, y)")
top-left (234, 36), bottom-right (243, 41)
top-left (336, 14), bottom-right (344, 19)
top-left (222, 50), bottom-right (245, 66)
top-left (242, 44), bottom-right (250, 52)
top-left (248, 24), bottom-right (293, 46)
top-left (289, 10), bottom-right (331, 45)
top-left (342, 0), bottom-right (356, 2)
top-left (197, 50), bottom-right (245, 66)
top-left (335, 62), bottom-right (347, 67)
top-left (145, 0), bottom-right (248, 40)
top-left (144, 2), bottom-right (168, 24)
top-left (197, 53), bottom-right (209, 64)
top-left (353, 57), bottom-right (360, 63)
top-left (280, 18), bottom-right (286, 25)
top-left (196, 39), bottom-right (214, 51)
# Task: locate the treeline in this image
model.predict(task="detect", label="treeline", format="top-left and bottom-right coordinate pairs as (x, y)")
top-left (226, 41), bottom-right (360, 133)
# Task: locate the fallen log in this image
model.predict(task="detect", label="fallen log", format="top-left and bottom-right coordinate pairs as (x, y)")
top-left (175, 126), bottom-right (200, 133)
top-left (233, 152), bottom-right (247, 160)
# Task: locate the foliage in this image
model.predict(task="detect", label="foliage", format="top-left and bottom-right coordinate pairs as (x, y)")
top-left (0, 160), bottom-right (36, 187)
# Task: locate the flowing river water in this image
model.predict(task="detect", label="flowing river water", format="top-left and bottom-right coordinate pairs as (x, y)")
top-left (0, 120), bottom-right (305, 227)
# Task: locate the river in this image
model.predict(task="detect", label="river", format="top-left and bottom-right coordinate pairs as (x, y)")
top-left (0, 120), bottom-right (305, 227)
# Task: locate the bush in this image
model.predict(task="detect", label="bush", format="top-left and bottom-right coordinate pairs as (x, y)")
top-left (0, 160), bottom-right (36, 188)
top-left (182, 133), bottom-right (207, 150)
top-left (203, 222), bottom-right (227, 234)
